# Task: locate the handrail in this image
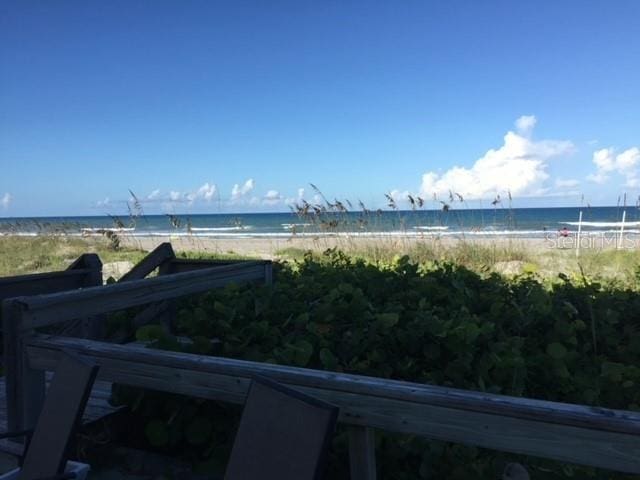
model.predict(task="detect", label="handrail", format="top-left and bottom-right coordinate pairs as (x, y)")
top-left (2, 254), bottom-right (273, 442)
top-left (26, 334), bottom-right (640, 475)
top-left (0, 268), bottom-right (93, 286)
top-left (11, 261), bottom-right (269, 330)
top-left (0, 254), bottom-right (102, 332)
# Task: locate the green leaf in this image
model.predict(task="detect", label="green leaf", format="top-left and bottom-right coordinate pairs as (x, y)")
top-left (465, 323), bottom-right (480, 343)
top-left (292, 339), bottom-right (314, 366)
top-left (319, 348), bottom-right (338, 370)
top-left (136, 325), bottom-right (165, 342)
top-left (546, 342), bottom-right (567, 360)
top-left (601, 362), bottom-right (625, 381)
top-left (376, 313), bottom-right (399, 329)
top-left (145, 419), bottom-right (169, 447)
top-left (294, 312), bottom-right (310, 326)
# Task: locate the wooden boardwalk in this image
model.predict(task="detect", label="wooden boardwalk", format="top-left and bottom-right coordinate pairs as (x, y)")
top-left (0, 373), bottom-right (120, 454)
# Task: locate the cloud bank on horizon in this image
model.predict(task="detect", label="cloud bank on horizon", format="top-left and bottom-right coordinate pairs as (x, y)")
top-left (26, 115), bottom-right (633, 215)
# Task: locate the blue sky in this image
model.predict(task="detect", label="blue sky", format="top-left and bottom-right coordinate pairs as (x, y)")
top-left (1, 1), bottom-right (639, 216)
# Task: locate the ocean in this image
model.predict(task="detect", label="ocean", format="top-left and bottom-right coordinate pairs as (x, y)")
top-left (1, 206), bottom-right (639, 239)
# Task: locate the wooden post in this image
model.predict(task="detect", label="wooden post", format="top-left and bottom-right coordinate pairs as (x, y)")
top-left (264, 261), bottom-right (273, 285)
top-left (121, 243), bottom-right (176, 333)
top-left (348, 425), bottom-right (377, 480)
top-left (157, 257), bottom-right (177, 331)
top-left (3, 300), bottom-right (45, 437)
top-left (575, 210), bottom-right (582, 258)
top-left (120, 242), bottom-right (175, 281)
top-left (68, 254), bottom-right (104, 339)
top-left (618, 210), bottom-right (626, 250)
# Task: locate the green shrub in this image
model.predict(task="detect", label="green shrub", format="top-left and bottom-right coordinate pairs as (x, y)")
top-left (112, 249), bottom-right (640, 479)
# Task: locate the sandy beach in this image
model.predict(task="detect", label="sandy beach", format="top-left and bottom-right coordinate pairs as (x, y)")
top-left (121, 233), bottom-right (617, 258)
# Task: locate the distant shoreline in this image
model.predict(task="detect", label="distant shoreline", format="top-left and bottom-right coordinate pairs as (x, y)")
top-left (119, 233), bottom-right (637, 258)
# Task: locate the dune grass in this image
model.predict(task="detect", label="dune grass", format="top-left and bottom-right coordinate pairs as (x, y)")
top-left (275, 238), bottom-right (640, 283)
top-left (0, 236), bottom-right (147, 277)
top-left (2, 233), bottom-right (639, 285)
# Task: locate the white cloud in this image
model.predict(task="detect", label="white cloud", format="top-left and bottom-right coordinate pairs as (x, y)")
top-left (263, 190), bottom-right (282, 205)
top-left (96, 197), bottom-right (110, 208)
top-left (162, 183), bottom-right (218, 205)
top-left (1, 192), bottom-right (12, 209)
top-left (587, 147), bottom-right (640, 187)
top-left (555, 178), bottom-right (580, 188)
top-left (196, 182), bottom-right (216, 202)
top-left (389, 189), bottom-right (410, 205)
top-left (592, 148), bottom-right (615, 172)
top-left (231, 178), bottom-right (255, 201)
top-left (285, 188), bottom-right (306, 206)
top-left (147, 189), bottom-right (161, 200)
top-left (618, 148), bottom-right (640, 171)
top-left (586, 172), bottom-right (609, 184)
top-left (419, 116), bottom-right (574, 200)
top-left (515, 115), bottom-right (537, 137)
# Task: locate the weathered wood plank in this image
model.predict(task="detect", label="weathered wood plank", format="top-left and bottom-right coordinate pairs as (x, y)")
top-left (0, 270), bottom-right (91, 301)
top-left (119, 242), bottom-right (175, 282)
top-left (3, 300), bottom-right (23, 433)
top-left (0, 373), bottom-right (121, 456)
top-left (131, 301), bottom-right (170, 330)
top-left (67, 253), bottom-right (102, 276)
top-left (348, 426), bottom-right (377, 480)
top-left (0, 255), bottom-right (102, 334)
top-left (67, 253), bottom-right (104, 339)
top-left (15, 262), bottom-right (267, 330)
top-left (164, 258), bottom-right (271, 275)
top-left (120, 244), bottom-right (177, 332)
top-left (164, 259), bottom-right (234, 274)
top-left (26, 336), bottom-right (640, 473)
top-left (2, 301), bottom-right (45, 435)
top-left (25, 335), bottom-right (640, 435)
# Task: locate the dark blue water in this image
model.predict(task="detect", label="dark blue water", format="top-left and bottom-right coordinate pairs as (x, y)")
top-left (1, 207), bottom-right (639, 238)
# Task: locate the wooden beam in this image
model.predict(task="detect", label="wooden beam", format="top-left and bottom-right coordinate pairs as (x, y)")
top-left (0, 270), bottom-right (91, 301)
top-left (131, 301), bottom-right (170, 330)
top-left (0, 254), bottom-right (101, 304)
top-left (68, 253), bottom-right (104, 339)
top-left (15, 262), bottom-right (267, 330)
top-left (25, 335), bottom-right (640, 435)
top-left (3, 301), bottom-right (45, 435)
top-left (123, 244), bottom-right (178, 331)
top-left (349, 426), bottom-right (377, 480)
top-left (67, 253), bottom-right (102, 275)
top-left (164, 258), bottom-right (271, 275)
top-left (164, 259), bottom-right (233, 274)
top-left (26, 335), bottom-right (640, 473)
top-left (3, 300), bottom-right (22, 433)
top-left (119, 243), bottom-right (175, 282)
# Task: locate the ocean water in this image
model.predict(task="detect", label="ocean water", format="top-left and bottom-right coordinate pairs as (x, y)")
top-left (1, 207), bottom-right (639, 239)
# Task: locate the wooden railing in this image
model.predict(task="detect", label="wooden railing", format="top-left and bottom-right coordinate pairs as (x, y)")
top-left (0, 254), bottom-right (102, 337)
top-left (0, 254), bottom-right (101, 301)
top-left (118, 242), bottom-right (273, 284)
top-left (2, 251), bottom-right (639, 478)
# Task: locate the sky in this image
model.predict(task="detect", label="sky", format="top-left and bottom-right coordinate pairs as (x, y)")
top-left (1, 1), bottom-right (639, 217)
